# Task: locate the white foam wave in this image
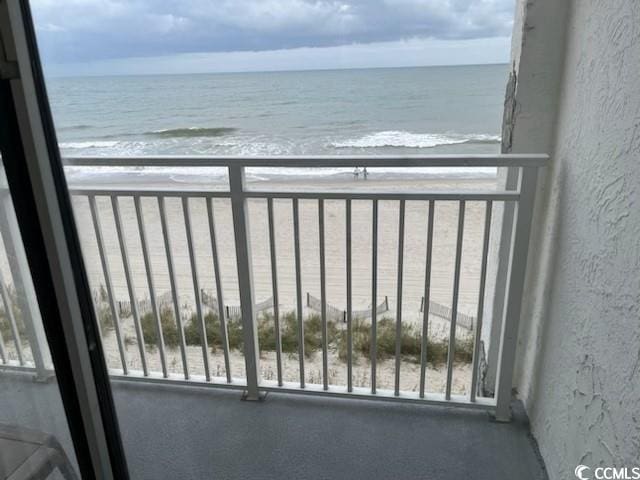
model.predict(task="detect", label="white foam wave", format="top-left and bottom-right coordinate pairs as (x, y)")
top-left (332, 131), bottom-right (500, 149)
top-left (58, 133), bottom-right (499, 182)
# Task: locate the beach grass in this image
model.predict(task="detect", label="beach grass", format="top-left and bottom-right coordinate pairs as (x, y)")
top-left (111, 302), bottom-right (474, 367)
top-left (336, 317), bottom-right (473, 365)
top-left (0, 304), bottom-right (27, 345)
top-left (181, 310), bottom-right (334, 358)
top-left (140, 307), bottom-right (180, 350)
top-left (169, 310), bottom-right (474, 365)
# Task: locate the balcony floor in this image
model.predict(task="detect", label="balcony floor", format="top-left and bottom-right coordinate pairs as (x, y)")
top-left (0, 372), bottom-right (547, 479)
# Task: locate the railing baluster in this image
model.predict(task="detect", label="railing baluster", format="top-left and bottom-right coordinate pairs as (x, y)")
top-left (319, 199), bottom-right (328, 390)
top-left (158, 196), bottom-right (189, 379)
top-left (446, 200), bottom-right (466, 400)
top-left (182, 197), bottom-right (211, 381)
top-left (471, 200), bottom-right (493, 402)
top-left (112, 196), bottom-right (148, 376)
top-left (228, 166), bottom-right (261, 399)
top-left (495, 167), bottom-right (539, 421)
top-left (419, 201), bottom-right (435, 398)
top-left (134, 196), bottom-right (168, 378)
top-left (293, 198), bottom-right (305, 388)
top-left (0, 269), bottom-right (23, 365)
top-left (346, 199), bottom-right (353, 392)
top-left (371, 199), bottom-right (378, 394)
top-left (0, 326), bottom-right (5, 363)
top-left (88, 195), bottom-right (128, 374)
top-left (394, 200), bottom-right (405, 396)
top-left (267, 198), bottom-right (283, 386)
top-left (207, 198), bottom-right (231, 382)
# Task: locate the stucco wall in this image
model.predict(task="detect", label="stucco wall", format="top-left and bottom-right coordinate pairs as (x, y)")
top-left (517, 0), bottom-right (640, 477)
top-left (482, 0), bottom-right (569, 395)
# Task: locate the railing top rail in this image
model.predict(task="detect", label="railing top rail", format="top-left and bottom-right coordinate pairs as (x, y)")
top-left (63, 153), bottom-right (549, 168)
top-left (67, 187), bottom-right (521, 201)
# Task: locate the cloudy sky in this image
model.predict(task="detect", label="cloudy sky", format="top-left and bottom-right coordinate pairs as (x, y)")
top-left (31, 0), bottom-right (515, 76)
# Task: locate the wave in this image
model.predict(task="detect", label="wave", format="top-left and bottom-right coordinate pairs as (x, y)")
top-left (57, 124), bottom-right (94, 131)
top-left (59, 141), bottom-right (120, 149)
top-left (332, 131), bottom-right (501, 149)
top-left (146, 127), bottom-right (238, 138)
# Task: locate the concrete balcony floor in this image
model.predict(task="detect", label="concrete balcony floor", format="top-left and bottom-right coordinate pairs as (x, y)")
top-left (1, 372), bottom-right (547, 479)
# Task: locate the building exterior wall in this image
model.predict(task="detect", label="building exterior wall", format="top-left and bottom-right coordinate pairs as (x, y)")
top-left (483, 0), bottom-right (568, 394)
top-left (515, 0), bottom-right (640, 477)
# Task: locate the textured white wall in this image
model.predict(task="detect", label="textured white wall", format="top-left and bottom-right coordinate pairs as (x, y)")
top-left (483, 0), bottom-right (568, 394)
top-left (517, 0), bottom-right (640, 477)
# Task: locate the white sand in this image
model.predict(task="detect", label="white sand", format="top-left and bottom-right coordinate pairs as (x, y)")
top-left (73, 176), bottom-right (494, 318)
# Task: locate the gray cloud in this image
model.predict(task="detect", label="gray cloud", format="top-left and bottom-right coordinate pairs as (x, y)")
top-left (31, 0), bottom-right (514, 63)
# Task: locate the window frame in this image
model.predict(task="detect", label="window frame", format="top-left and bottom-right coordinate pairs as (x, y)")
top-left (0, 1), bottom-right (129, 477)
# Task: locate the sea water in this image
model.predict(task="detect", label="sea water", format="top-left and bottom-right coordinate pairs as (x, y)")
top-left (47, 64), bottom-right (507, 182)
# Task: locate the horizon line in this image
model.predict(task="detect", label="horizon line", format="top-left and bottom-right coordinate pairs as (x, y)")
top-left (47, 62), bottom-right (509, 80)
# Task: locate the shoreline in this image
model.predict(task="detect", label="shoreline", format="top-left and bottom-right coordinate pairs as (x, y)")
top-left (63, 166), bottom-right (498, 188)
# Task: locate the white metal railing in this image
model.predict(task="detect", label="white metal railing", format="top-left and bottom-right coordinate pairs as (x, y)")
top-left (0, 154), bottom-right (547, 420)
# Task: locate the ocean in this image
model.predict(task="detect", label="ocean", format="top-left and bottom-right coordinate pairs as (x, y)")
top-left (47, 64), bottom-right (507, 181)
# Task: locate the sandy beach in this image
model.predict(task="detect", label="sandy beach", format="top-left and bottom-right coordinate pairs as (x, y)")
top-left (66, 174), bottom-right (496, 395)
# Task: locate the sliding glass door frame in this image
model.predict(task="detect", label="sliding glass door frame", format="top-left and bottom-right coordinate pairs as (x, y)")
top-left (0, 1), bottom-right (129, 477)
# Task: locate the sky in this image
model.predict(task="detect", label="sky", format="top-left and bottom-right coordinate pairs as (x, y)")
top-left (31, 0), bottom-right (515, 77)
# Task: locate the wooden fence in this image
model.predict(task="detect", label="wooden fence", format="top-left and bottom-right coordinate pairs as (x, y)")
top-left (110, 287), bottom-right (472, 330)
top-left (305, 293), bottom-right (390, 322)
top-left (200, 290), bottom-right (274, 319)
top-left (419, 296), bottom-right (475, 330)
